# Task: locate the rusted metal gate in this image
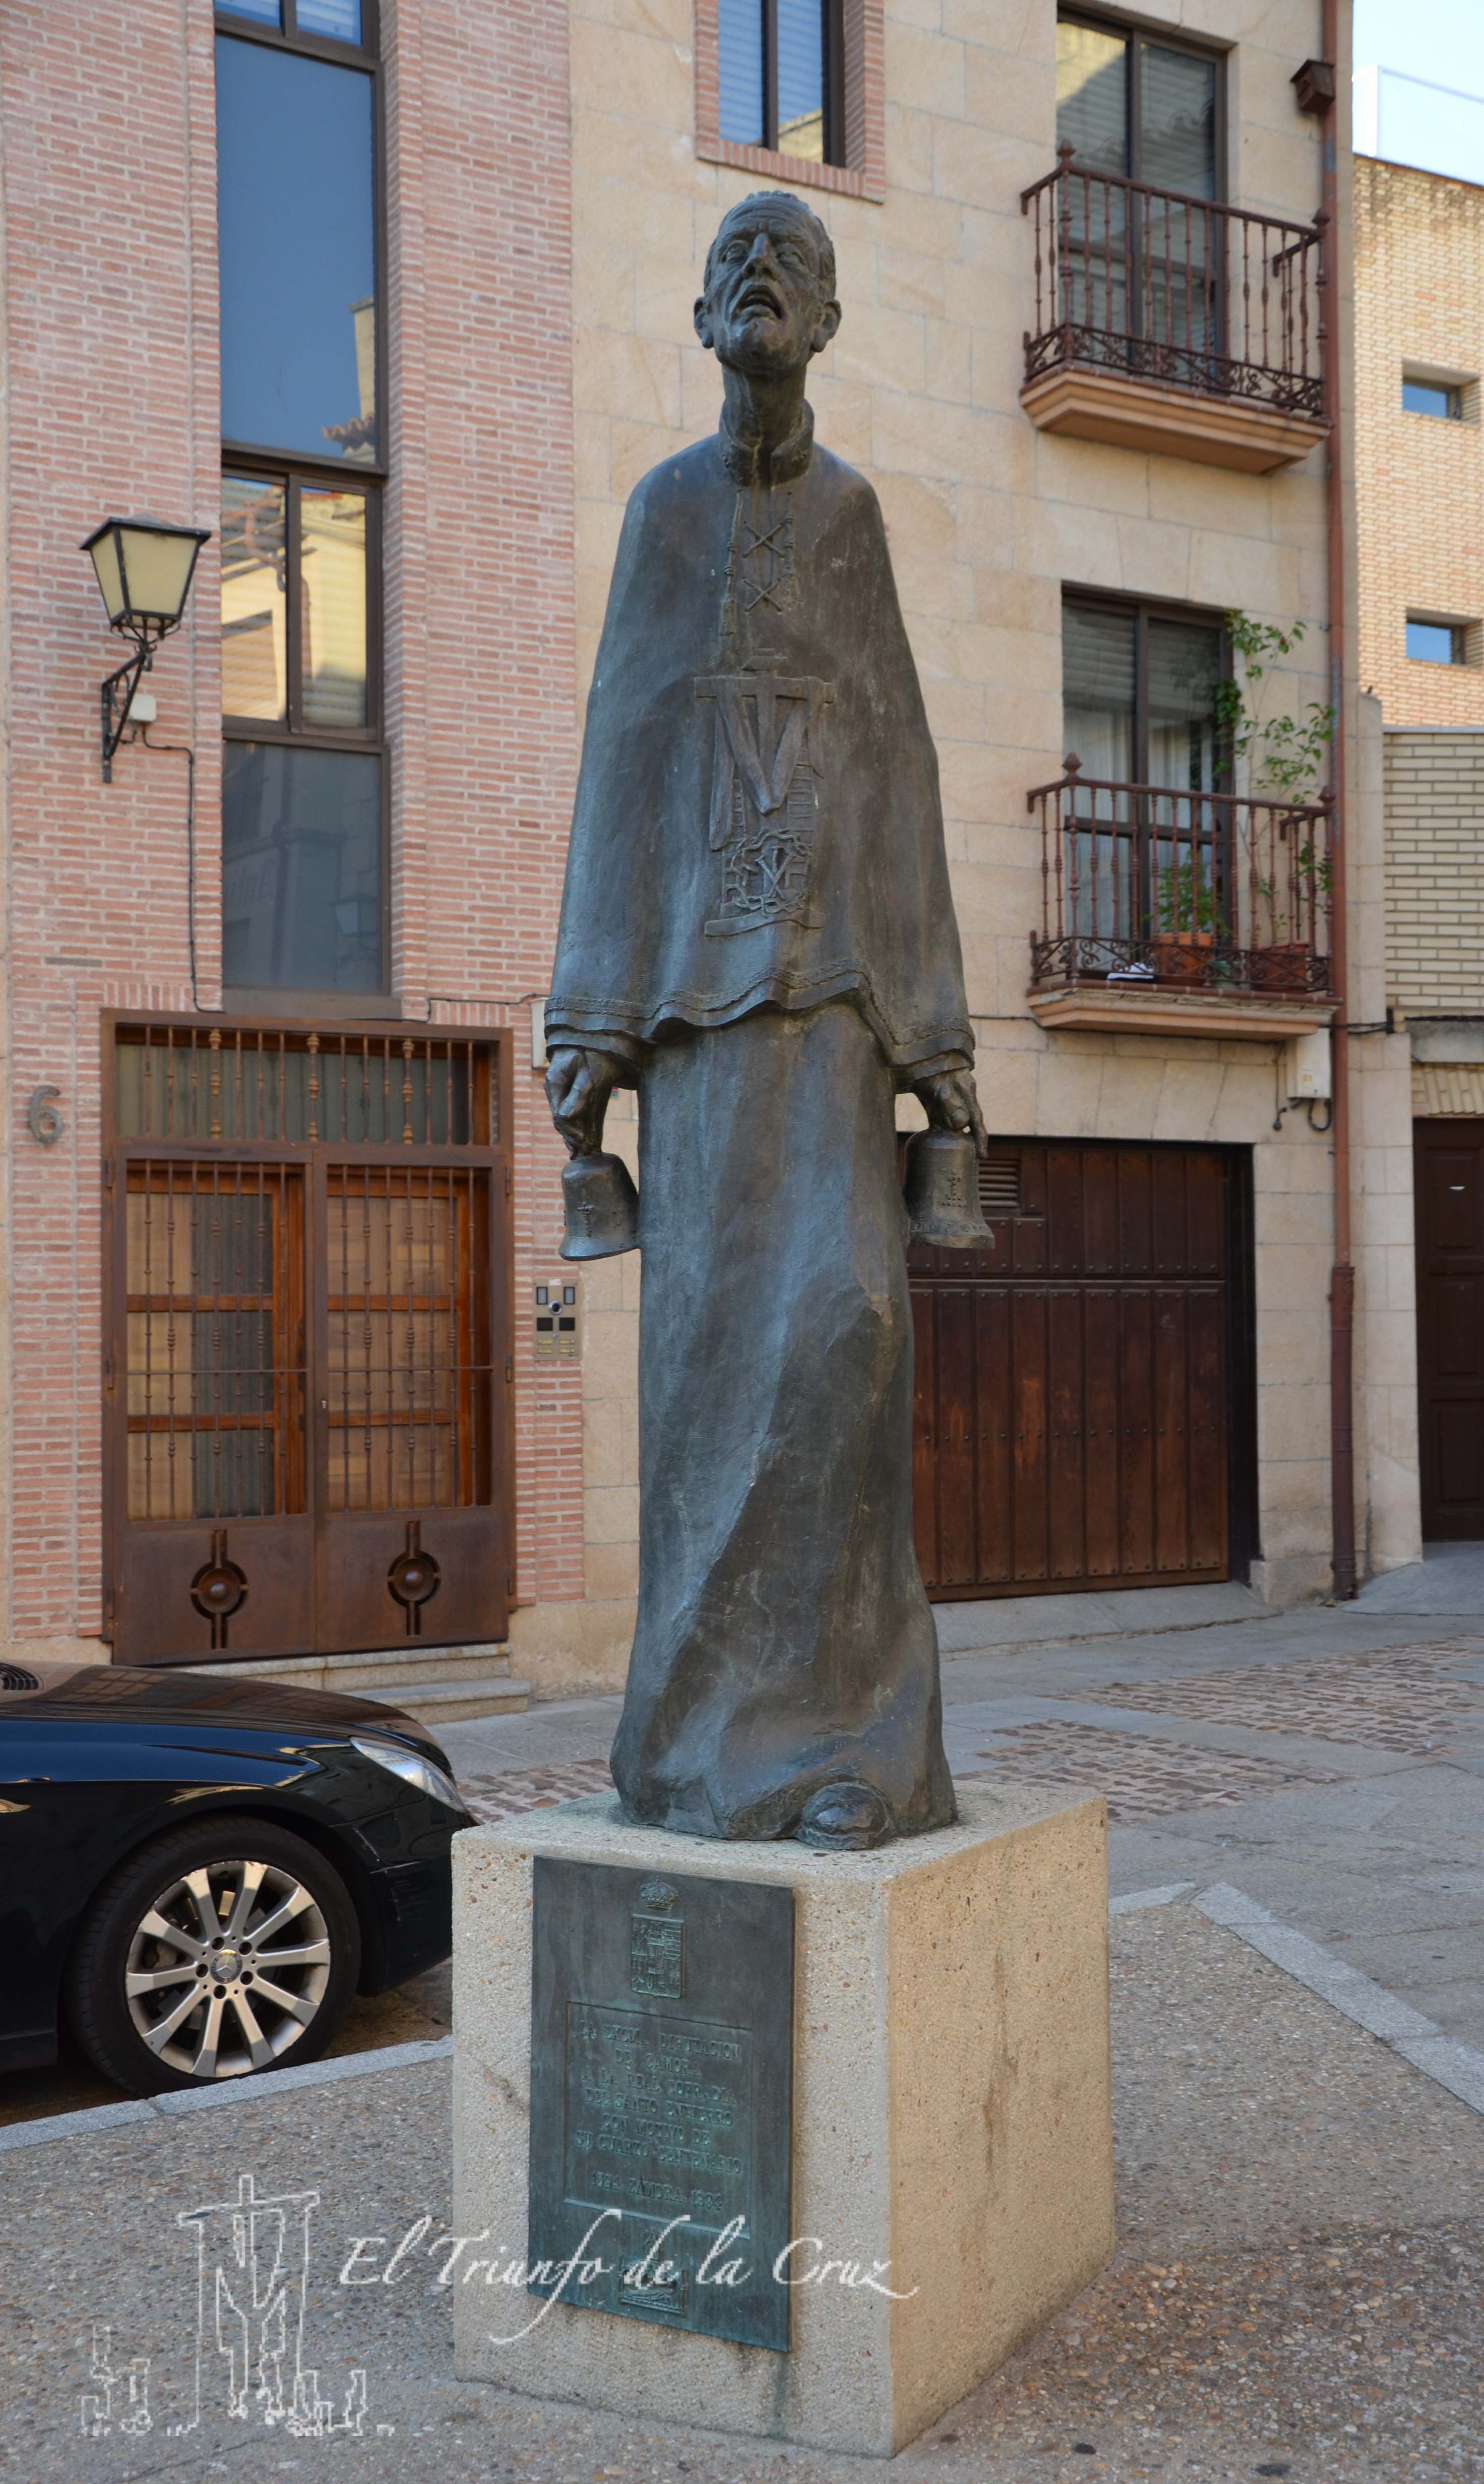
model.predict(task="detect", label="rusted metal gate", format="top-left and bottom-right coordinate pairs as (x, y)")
top-left (910, 1142), bottom-right (1243, 1599)
top-left (104, 1019), bottom-right (513, 1664)
top-left (1415, 1119), bottom-right (1484, 1540)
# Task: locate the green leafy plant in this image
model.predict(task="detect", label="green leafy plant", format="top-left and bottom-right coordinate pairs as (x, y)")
top-left (1215, 613), bottom-right (1335, 801)
top-left (1154, 862), bottom-right (1222, 936)
top-left (1217, 613), bottom-right (1336, 943)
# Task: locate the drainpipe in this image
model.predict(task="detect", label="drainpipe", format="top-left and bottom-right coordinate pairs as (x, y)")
top-left (1320, 0), bottom-right (1356, 1598)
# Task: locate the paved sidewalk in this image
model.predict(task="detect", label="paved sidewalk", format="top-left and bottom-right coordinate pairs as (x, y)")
top-left (439, 1592), bottom-right (1484, 2059)
top-left (4, 1895), bottom-right (1480, 2483)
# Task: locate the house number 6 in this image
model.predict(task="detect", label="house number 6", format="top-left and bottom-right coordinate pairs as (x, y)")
top-left (27, 1086), bottom-right (63, 1148)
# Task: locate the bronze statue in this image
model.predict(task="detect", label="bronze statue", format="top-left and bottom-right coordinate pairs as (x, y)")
top-left (545, 193), bottom-right (984, 1850)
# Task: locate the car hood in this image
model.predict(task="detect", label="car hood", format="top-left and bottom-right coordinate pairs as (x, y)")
top-left (0, 1660), bottom-right (449, 1765)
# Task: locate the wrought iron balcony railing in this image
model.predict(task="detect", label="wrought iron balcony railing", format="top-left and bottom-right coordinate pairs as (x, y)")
top-left (1027, 760), bottom-right (1336, 999)
top-left (1021, 148), bottom-right (1328, 422)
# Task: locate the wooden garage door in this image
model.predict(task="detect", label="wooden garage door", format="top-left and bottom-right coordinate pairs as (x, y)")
top-left (910, 1143), bottom-right (1233, 1598)
top-left (1415, 1119), bottom-right (1484, 1540)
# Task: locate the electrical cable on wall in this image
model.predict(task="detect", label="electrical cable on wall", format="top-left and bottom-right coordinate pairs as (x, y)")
top-left (134, 728), bottom-right (202, 1012)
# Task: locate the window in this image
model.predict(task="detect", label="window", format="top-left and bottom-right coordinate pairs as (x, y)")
top-left (1064, 600), bottom-right (1222, 791)
top-left (717, 0), bottom-right (844, 164)
top-left (1407, 618), bottom-right (1470, 666)
top-left (215, 4), bottom-right (385, 998)
top-left (1402, 377), bottom-right (1463, 420)
top-left (105, 1018), bottom-right (512, 1668)
top-left (1062, 597), bottom-right (1224, 936)
top-left (1057, 14), bottom-right (1219, 196)
top-left (1055, 14), bottom-right (1221, 378)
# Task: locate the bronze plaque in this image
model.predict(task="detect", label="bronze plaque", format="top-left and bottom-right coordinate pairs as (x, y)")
top-left (528, 1856), bottom-right (793, 2351)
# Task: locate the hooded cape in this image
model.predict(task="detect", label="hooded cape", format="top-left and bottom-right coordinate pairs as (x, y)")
top-left (546, 429), bottom-right (973, 1072)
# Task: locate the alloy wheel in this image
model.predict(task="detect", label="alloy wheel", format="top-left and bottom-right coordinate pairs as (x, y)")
top-left (123, 1856), bottom-right (333, 2079)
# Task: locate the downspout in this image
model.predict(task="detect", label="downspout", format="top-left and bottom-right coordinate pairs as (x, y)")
top-left (1321, 0), bottom-right (1356, 1597)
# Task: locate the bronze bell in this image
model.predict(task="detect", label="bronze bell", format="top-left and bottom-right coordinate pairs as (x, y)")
top-left (903, 1129), bottom-right (994, 1251)
top-left (561, 1149), bottom-right (640, 1260)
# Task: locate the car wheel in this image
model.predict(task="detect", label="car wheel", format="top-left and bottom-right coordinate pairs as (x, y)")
top-left (67, 1816), bottom-right (361, 2095)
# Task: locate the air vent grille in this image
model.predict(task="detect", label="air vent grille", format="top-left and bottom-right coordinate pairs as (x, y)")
top-left (978, 1153), bottom-right (1022, 1216)
top-left (0, 1664), bottom-right (41, 1692)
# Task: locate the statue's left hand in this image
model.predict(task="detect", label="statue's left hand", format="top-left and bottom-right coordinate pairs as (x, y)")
top-left (914, 1069), bottom-right (987, 1154)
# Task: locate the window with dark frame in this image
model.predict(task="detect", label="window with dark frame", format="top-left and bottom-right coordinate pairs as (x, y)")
top-left (1056, 11), bottom-right (1221, 197)
top-left (717, 0), bottom-right (846, 165)
top-left (1054, 11), bottom-right (1222, 378)
top-left (215, 1), bottom-right (387, 999)
top-left (1061, 594), bottom-right (1226, 940)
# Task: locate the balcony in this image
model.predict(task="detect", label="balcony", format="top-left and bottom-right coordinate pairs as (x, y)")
top-left (1026, 761), bottom-right (1337, 1039)
top-left (1020, 150), bottom-right (1331, 474)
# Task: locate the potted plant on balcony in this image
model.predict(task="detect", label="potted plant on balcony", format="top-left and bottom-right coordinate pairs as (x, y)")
top-left (1218, 613), bottom-right (1335, 990)
top-left (1151, 863), bottom-right (1221, 982)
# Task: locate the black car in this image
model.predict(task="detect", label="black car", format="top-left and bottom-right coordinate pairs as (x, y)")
top-left (0, 1658), bottom-right (472, 2095)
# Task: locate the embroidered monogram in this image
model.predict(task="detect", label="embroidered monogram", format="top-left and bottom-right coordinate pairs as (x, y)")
top-left (696, 672), bottom-right (834, 936)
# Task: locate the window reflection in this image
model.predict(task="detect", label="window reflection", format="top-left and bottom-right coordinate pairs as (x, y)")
top-left (221, 475), bottom-right (288, 721)
top-left (216, 36), bottom-right (377, 460)
top-left (776, 0), bottom-right (825, 160)
top-left (223, 743), bottom-right (382, 991)
top-left (299, 0), bottom-right (362, 38)
top-left (301, 488), bottom-right (368, 728)
top-left (218, 0), bottom-right (281, 22)
top-left (718, 0), bottom-right (765, 144)
top-left (1056, 22), bottom-right (1128, 175)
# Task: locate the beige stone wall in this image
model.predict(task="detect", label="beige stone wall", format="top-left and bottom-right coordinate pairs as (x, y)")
top-left (1355, 157), bottom-right (1484, 729)
top-left (1384, 728), bottom-right (1484, 1017)
top-left (511, 0), bottom-right (1401, 1686)
top-left (1352, 698), bottom-right (1423, 1579)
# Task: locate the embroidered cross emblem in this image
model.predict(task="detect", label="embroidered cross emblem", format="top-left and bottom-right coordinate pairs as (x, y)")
top-left (695, 672), bottom-right (834, 937)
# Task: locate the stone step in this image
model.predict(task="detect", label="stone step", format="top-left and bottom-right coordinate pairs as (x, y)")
top-left (181, 1643), bottom-right (519, 1696)
top-left (360, 1678), bottom-right (534, 1725)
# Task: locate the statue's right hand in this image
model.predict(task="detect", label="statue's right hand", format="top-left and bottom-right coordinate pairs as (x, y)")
top-left (545, 1046), bottom-right (621, 1158)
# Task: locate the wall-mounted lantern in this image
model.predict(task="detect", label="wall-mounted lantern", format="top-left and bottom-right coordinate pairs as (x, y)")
top-left (81, 515), bottom-right (210, 781)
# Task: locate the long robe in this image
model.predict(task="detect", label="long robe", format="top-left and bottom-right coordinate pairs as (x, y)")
top-left (547, 417), bottom-right (973, 1840)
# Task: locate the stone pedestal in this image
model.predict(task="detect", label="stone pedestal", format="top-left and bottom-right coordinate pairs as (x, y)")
top-left (452, 1781), bottom-right (1113, 2458)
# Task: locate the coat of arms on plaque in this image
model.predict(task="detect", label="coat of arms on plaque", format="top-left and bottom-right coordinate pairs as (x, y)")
top-left (696, 672), bottom-right (834, 937)
top-left (630, 1878), bottom-right (684, 1998)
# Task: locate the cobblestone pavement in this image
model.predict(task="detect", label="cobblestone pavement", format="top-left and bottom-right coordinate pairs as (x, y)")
top-left (966, 1723), bottom-right (1343, 1822)
top-left (460, 1758), bottom-right (616, 1822)
top-left (1074, 1638), bottom-right (1484, 1756)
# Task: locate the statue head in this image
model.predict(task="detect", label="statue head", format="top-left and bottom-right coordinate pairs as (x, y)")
top-left (694, 192), bottom-right (841, 379)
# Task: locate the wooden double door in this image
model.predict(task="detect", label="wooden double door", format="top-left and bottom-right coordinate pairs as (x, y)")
top-left (910, 1142), bottom-right (1251, 1599)
top-left (106, 1148), bottom-right (512, 1664)
top-left (1416, 1119), bottom-right (1484, 1539)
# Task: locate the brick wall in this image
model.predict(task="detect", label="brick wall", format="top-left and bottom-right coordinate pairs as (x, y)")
top-left (1384, 729), bottom-right (1484, 1015)
top-left (0, 0), bottom-right (582, 1651)
top-left (1355, 157), bottom-right (1484, 728)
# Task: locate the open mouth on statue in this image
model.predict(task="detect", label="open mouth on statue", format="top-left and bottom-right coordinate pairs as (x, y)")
top-left (734, 283), bottom-right (785, 319)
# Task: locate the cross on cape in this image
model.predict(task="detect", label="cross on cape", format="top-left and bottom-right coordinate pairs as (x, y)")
top-left (696, 673), bottom-right (835, 850)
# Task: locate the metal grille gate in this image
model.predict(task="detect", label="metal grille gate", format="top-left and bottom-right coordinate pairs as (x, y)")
top-left (105, 1021), bottom-right (512, 1665)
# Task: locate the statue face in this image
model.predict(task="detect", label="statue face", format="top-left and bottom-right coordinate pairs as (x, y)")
top-left (695, 203), bottom-right (840, 376)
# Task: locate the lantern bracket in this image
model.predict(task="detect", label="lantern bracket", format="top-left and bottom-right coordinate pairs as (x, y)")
top-left (100, 635), bottom-right (157, 784)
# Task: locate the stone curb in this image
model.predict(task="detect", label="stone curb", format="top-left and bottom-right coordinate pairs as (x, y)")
top-left (1192, 1881), bottom-right (1484, 2115)
top-left (9, 1875), bottom-right (1484, 2151)
top-left (0, 2033), bottom-right (452, 2154)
